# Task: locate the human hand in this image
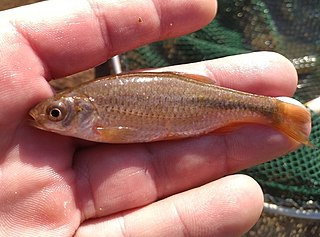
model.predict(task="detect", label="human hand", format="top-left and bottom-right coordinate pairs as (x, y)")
top-left (0, 1), bottom-right (309, 236)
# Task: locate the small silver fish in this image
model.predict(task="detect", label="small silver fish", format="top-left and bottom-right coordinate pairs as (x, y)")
top-left (29, 72), bottom-right (312, 145)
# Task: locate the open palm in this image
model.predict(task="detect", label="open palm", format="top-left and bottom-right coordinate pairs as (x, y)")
top-left (0, 1), bottom-right (308, 236)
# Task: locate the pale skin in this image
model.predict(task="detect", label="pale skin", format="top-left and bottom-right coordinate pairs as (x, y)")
top-left (0, 0), bottom-right (310, 236)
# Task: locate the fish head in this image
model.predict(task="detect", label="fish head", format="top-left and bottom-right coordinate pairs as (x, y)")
top-left (29, 93), bottom-right (97, 137)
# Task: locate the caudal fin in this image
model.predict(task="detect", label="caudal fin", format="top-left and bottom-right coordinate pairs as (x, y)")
top-left (274, 100), bottom-right (313, 147)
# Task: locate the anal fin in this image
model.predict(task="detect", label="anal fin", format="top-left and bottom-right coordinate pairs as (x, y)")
top-left (214, 122), bottom-right (252, 134)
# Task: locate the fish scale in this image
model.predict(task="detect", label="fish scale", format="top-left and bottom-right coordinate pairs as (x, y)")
top-left (29, 72), bottom-right (311, 145)
top-left (79, 75), bottom-right (260, 129)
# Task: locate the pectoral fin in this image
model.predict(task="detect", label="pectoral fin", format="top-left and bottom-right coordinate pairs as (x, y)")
top-left (94, 126), bottom-right (138, 143)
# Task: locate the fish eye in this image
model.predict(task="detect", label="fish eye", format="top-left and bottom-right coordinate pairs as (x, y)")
top-left (46, 102), bottom-right (67, 121)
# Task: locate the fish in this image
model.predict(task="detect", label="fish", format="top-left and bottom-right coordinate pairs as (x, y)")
top-left (28, 72), bottom-right (312, 146)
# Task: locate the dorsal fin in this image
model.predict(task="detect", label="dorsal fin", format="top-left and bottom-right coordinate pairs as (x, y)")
top-left (171, 72), bottom-right (216, 84)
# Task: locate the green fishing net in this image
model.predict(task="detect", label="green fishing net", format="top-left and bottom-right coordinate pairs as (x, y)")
top-left (121, 0), bottom-right (320, 236)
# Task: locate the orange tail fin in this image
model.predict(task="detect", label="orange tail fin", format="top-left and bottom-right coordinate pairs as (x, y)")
top-left (274, 100), bottom-right (313, 147)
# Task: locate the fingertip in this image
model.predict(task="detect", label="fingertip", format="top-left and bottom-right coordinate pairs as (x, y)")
top-left (260, 51), bottom-right (298, 94)
top-left (207, 174), bottom-right (263, 236)
top-left (205, 51), bottom-right (298, 96)
top-left (195, 0), bottom-right (217, 26)
top-left (224, 174), bottom-right (264, 224)
top-left (224, 125), bottom-right (301, 172)
top-left (177, 174), bottom-right (264, 236)
top-left (156, 0), bottom-right (217, 40)
top-left (171, 174), bottom-right (264, 236)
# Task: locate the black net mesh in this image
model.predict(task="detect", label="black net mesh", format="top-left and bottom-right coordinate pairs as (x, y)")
top-left (121, 1), bottom-right (320, 234)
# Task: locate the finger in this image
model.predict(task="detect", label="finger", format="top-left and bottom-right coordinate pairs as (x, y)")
top-left (74, 126), bottom-right (293, 219)
top-left (153, 51), bottom-right (298, 97)
top-left (2, 0), bottom-right (216, 78)
top-left (75, 175), bottom-right (263, 237)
